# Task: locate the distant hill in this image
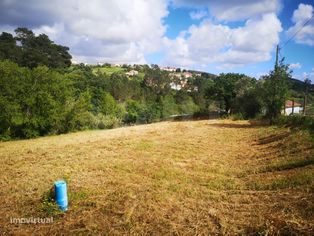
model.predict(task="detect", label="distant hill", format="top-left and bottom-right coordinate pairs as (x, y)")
top-left (289, 78), bottom-right (314, 93)
top-left (187, 70), bottom-right (217, 79)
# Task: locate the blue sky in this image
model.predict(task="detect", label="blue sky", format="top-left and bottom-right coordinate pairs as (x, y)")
top-left (0, 0), bottom-right (313, 81)
top-left (155, 0), bottom-right (314, 80)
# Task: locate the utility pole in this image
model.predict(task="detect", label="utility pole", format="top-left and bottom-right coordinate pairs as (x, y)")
top-left (275, 44), bottom-right (279, 71)
top-left (303, 78), bottom-right (310, 115)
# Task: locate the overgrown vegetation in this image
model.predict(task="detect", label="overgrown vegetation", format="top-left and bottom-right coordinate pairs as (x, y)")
top-left (273, 114), bottom-right (314, 134)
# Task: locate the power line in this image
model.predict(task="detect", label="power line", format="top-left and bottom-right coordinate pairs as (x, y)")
top-left (281, 13), bottom-right (314, 48)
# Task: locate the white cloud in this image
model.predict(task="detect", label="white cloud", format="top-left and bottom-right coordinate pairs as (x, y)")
top-left (286, 4), bottom-right (314, 46)
top-left (162, 13), bottom-right (282, 68)
top-left (172, 0), bottom-right (281, 21)
top-left (0, 0), bottom-right (168, 64)
top-left (0, 0), bottom-right (284, 68)
top-left (190, 10), bottom-right (207, 20)
top-left (289, 63), bottom-right (302, 70)
top-left (302, 71), bottom-right (314, 82)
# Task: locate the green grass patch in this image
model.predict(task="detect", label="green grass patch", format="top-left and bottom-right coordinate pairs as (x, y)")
top-left (248, 169), bottom-right (314, 190)
top-left (199, 176), bottom-right (239, 190)
top-left (40, 188), bottom-right (63, 217)
top-left (93, 66), bottom-right (126, 75)
top-left (269, 170), bottom-right (314, 190)
top-left (69, 190), bottom-right (89, 202)
top-left (261, 157), bottom-right (314, 172)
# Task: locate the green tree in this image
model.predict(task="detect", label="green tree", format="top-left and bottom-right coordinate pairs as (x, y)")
top-left (0, 32), bottom-right (21, 63)
top-left (124, 99), bottom-right (141, 123)
top-left (175, 90), bottom-right (199, 115)
top-left (138, 102), bottom-right (161, 123)
top-left (208, 73), bottom-right (240, 113)
top-left (160, 95), bottom-right (178, 118)
top-left (261, 59), bottom-right (291, 121)
top-left (0, 61), bottom-right (26, 139)
top-left (0, 28), bottom-right (72, 69)
top-left (233, 77), bottom-right (262, 118)
top-left (99, 92), bottom-right (118, 116)
top-left (191, 76), bottom-right (214, 114)
top-left (0, 61), bottom-right (75, 138)
top-left (142, 67), bottom-right (171, 99)
top-left (63, 91), bottom-right (93, 132)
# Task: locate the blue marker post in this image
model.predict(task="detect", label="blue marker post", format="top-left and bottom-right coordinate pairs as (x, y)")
top-left (54, 180), bottom-right (68, 211)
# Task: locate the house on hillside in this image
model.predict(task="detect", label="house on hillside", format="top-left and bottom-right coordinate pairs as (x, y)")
top-left (111, 63), bottom-right (122, 67)
top-left (183, 71), bottom-right (193, 78)
top-left (125, 70), bottom-right (139, 76)
top-left (283, 100), bottom-right (303, 115)
top-left (161, 66), bottom-right (176, 72)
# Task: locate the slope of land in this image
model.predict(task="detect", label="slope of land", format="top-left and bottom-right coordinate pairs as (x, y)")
top-left (0, 120), bottom-right (313, 235)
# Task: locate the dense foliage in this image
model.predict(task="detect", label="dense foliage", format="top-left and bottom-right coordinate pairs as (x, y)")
top-left (1, 27), bottom-right (310, 140)
top-left (0, 28), bottom-right (71, 69)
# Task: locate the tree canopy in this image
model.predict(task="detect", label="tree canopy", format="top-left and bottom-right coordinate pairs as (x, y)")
top-left (0, 27), bottom-right (71, 68)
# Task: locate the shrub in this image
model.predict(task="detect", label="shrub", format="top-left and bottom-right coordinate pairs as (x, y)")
top-left (138, 102), bottom-right (161, 123)
top-left (273, 115), bottom-right (314, 134)
top-left (92, 114), bottom-right (122, 129)
top-left (178, 96), bottom-right (199, 115)
top-left (231, 113), bottom-right (245, 120)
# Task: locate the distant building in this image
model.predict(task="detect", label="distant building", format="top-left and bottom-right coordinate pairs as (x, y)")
top-left (170, 79), bottom-right (188, 91)
top-left (182, 72), bottom-right (193, 78)
top-left (283, 100), bottom-right (303, 115)
top-left (170, 82), bottom-right (182, 90)
top-left (161, 66), bottom-right (176, 72)
top-left (125, 70), bottom-right (139, 76)
top-left (111, 63), bottom-right (122, 67)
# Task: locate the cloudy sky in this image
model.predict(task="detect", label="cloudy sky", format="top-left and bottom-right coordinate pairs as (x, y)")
top-left (0, 0), bottom-right (314, 80)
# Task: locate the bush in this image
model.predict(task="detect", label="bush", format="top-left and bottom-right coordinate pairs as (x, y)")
top-left (178, 96), bottom-right (199, 115)
top-left (124, 100), bottom-right (161, 124)
top-left (99, 92), bottom-right (118, 116)
top-left (273, 115), bottom-right (314, 133)
top-left (92, 114), bottom-right (122, 129)
top-left (138, 102), bottom-right (161, 123)
top-left (160, 95), bottom-right (178, 118)
top-left (231, 113), bottom-right (245, 120)
top-left (124, 100), bottom-right (141, 124)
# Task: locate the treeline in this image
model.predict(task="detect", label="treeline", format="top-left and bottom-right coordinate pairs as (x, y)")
top-left (0, 61), bottom-right (201, 139)
top-left (0, 28), bottom-right (71, 68)
top-left (0, 28), bottom-right (304, 140)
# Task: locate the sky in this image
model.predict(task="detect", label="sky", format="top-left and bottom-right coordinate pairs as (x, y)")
top-left (0, 0), bottom-right (314, 81)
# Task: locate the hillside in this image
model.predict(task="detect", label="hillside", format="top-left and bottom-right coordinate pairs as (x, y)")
top-left (0, 120), bottom-right (313, 235)
top-left (289, 78), bottom-right (314, 93)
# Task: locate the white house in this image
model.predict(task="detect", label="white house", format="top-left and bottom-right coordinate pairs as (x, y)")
top-left (283, 100), bottom-right (303, 115)
top-left (161, 66), bottom-right (176, 72)
top-left (125, 70), bottom-right (139, 76)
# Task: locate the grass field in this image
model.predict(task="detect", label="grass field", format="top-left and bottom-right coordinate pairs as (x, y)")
top-left (93, 67), bottom-right (126, 75)
top-left (0, 120), bottom-right (313, 235)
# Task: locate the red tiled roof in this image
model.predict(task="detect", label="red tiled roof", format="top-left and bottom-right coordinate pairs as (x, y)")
top-left (285, 100), bottom-right (302, 108)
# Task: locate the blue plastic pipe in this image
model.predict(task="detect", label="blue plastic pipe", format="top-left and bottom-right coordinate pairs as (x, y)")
top-left (54, 180), bottom-right (68, 211)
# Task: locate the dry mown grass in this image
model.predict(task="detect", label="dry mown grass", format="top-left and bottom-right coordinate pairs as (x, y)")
top-left (0, 119), bottom-right (313, 235)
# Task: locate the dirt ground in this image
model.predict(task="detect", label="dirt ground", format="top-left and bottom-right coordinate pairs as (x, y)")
top-left (0, 119), bottom-right (313, 235)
